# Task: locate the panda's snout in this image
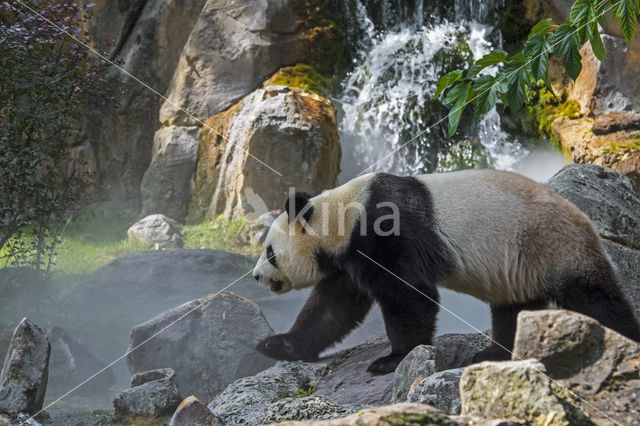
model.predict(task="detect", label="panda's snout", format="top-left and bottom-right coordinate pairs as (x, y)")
top-left (253, 272), bottom-right (263, 282)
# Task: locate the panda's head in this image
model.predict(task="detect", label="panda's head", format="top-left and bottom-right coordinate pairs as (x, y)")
top-left (253, 192), bottom-right (325, 294)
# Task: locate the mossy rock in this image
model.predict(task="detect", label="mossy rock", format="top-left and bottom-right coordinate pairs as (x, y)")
top-left (265, 64), bottom-right (333, 95)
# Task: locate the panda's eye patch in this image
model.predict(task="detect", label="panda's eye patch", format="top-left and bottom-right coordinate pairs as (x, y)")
top-left (267, 245), bottom-right (278, 268)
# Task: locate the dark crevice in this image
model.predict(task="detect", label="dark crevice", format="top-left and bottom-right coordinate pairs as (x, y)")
top-left (110, 0), bottom-right (149, 61)
top-left (599, 233), bottom-right (640, 251)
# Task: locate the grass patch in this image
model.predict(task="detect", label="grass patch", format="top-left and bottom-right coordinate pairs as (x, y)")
top-left (294, 387), bottom-right (316, 398)
top-left (266, 64), bottom-right (333, 95)
top-left (182, 215), bottom-right (260, 258)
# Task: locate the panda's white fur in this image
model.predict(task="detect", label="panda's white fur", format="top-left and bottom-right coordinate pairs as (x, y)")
top-left (254, 169), bottom-right (601, 304)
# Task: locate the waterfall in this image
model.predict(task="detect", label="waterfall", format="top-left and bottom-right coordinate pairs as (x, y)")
top-left (336, 0), bottom-right (530, 181)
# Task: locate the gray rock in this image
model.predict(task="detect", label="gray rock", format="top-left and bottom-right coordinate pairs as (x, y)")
top-left (140, 126), bottom-right (200, 221)
top-left (391, 345), bottom-right (437, 403)
top-left (126, 292), bottom-right (275, 401)
top-left (314, 336), bottom-right (394, 407)
top-left (434, 332), bottom-right (490, 371)
top-left (460, 359), bottom-right (590, 425)
top-left (513, 309), bottom-right (640, 425)
top-left (208, 361), bottom-right (328, 425)
top-left (113, 368), bottom-right (181, 419)
top-left (127, 214), bottom-right (183, 248)
top-left (246, 211), bottom-right (281, 246)
top-left (406, 368), bottom-right (463, 415)
top-left (546, 164), bottom-right (640, 318)
top-left (170, 396), bottom-right (219, 426)
top-left (46, 326), bottom-right (115, 397)
top-left (0, 318), bottom-right (50, 415)
top-left (263, 396), bottom-right (356, 423)
top-left (0, 413), bottom-right (43, 425)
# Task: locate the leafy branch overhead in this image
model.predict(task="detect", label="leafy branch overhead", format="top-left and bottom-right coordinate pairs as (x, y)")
top-left (435, 0), bottom-right (640, 138)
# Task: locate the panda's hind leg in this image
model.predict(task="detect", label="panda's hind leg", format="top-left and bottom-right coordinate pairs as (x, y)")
top-left (549, 259), bottom-right (640, 342)
top-left (472, 299), bottom-right (548, 363)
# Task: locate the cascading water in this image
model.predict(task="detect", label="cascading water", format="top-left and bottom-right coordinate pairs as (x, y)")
top-left (336, 0), bottom-right (533, 182)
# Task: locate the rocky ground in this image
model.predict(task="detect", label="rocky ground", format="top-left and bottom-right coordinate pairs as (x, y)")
top-left (0, 164), bottom-right (639, 425)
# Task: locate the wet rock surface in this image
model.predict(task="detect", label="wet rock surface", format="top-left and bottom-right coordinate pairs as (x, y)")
top-left (126, 292), bottom-right (274, 401)
top-left (0, 318), bottom-right (50, 416)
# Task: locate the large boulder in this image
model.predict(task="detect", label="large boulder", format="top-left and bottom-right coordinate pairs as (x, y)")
top-left (546, 164), bottom-right (640, 317)
top-left (460, 359), bottom-right (589, 425)
top-left (46, 326), bottom-right (115, 398)
top-left (126, 292), bottom-right (275, 401)
top-left (434, 333), bottom-right (490, 370)
top-left (186, 85), bottom-right (341, 222)
top-left (56, 250), bottom-right (310, 384)
top-left (513, 309), bottom-right (640, 425)
top-left (0, 318), bottom-right (50, 416)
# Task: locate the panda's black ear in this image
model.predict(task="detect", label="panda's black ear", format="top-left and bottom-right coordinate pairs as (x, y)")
top-left (285, 192), bottom-right (314, 224)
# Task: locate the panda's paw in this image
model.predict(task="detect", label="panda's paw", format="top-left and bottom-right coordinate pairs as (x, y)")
top-left (256, 334), bottom-right (318, 362)
top-left (367, 354), bottom-right (404, 375)
top-left (471, 344), bottom-right (511, 363)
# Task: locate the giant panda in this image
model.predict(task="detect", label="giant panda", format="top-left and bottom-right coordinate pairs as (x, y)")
top-left (252, 170), bottom-right (640, 374)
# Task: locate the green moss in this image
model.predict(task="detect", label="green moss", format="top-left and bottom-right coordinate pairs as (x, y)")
top-left (294, 387), bottom-right (316, 398)
top-left (602, 137), bottom-right (640, 155)
top-left (266, 64), bottom-right (333, 95)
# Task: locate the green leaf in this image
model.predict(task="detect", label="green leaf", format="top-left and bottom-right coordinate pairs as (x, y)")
top-left (501, 62), bottom-right (530, 113)
top-left (529, 18), bottom-right (554, 38)
top-left (476, 50), bottom-right (508, 67)
top-left (553, 22), bottom-right (583, 80)
top-left (615, 0), bottom-right (636, 43)
top-left (465, 64), bottom-right (483, 80)
top-left (472, 75), bottom-right (508, 117)
top-left (570, 0), bottom-right (595, 42)
top-left (434, 69), bottom-right (463, 99)
top-left (590, 25), bottom-right (606, 61)
top-left (443, 82), bottom-right (469, 138)
top-left (523, 34), bottom-right (552, 80)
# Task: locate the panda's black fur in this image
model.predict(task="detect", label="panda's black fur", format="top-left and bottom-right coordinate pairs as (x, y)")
top-left (255, 171), bottom-right (640, 374)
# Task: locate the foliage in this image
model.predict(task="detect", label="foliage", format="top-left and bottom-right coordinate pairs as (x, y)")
top-left (0, 1), bottom-right (113, 277)
top-left (436, 0), bottom-right (640, 138)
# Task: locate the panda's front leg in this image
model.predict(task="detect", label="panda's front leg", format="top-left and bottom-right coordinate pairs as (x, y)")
top-left (366, 275), bottom-right (440, 375)
top-left (256, 272), bottom-right (372, 362)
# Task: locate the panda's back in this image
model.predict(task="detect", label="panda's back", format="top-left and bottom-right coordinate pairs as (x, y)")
top-left (414, 170), bottom-right (602, 305)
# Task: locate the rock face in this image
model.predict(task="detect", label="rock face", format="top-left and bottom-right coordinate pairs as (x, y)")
top-left (187, 85), bottom-right (341, 222)
top-left (513, 310), bottom-right (640, 425)
top-left (434, 333), bottom-right (490, 370)
top-left (460, 359), bottom-right (589, 425)
top-left (127, 214), bottom-right (183, 248)
top-left (126, 292), bottom-right (275, 401)
top-left (170, 396), bottom-right (219, 426)
top-left (407, 368), bottom-right (463, 415)
top-left (75, 0), bottom-right (207, 212)
top-left (390, 345), bottom-right (437, 403)
top-left (46, 326), bottom-right (115, 397)
top-left (0, 318), bottom-right (50, 415)
top-left (113, 368), bottom-right (181, 419)
top-left (546, 164), bottom-right (640, 317)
